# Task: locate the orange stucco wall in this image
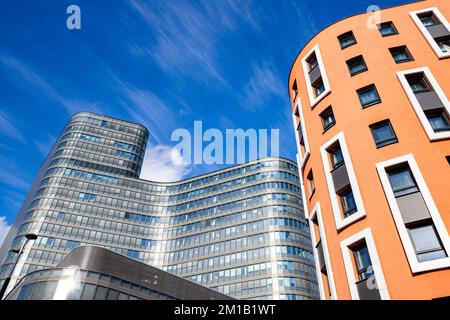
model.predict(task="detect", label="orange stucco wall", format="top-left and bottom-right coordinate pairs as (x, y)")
top-left (289, 0), bottom-right (450, 299)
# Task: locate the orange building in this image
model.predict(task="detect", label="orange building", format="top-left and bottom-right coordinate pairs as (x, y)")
top-left (288, 0), bottom-right (450, 300)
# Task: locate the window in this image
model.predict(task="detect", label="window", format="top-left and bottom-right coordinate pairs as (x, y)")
top-left (407, 75), bottom-right (429, 93)
top-left (352, 242), bottom-right (374, 281)
top-left (389, 46), bottom-right (413, 63)
top-left (446, 156), bottom-right (450, 165)
top-left (378, 22), bottom-right (398, 36)
top-left (79, 193), bottom-right (96, 202)
top-left (387, 166), bottom-right (418, 197)
top-left (291, 80), bottom-right (298, 101)
top-left (419, 13), bottom-right (437, 27)
top-left (320, 107), bottom-right (335, 131)
top-left (308, 55), bottom-right (318, 70)
top-left (338, 31), bottom-right (357, 49)
top-left (307, 170), bottom-right (315, 197)
top-left (370, 121), bottom-right (398, 148)
top-left (357, 85), bottom-right (381, 108)
top-left (313, 80), bottom-right (325, 97)
top-left (329, 145), bottom-right (344, 169)
top-left (437, 36), bottom-right (450, 53)
top-left (426, 110), bottom-right (450, 132)
top-left (339, 188), bottom-right (357, 217)
top-left (408, 222), bottom-right (447, 262)
top-left (346, 55), bottom-right (367, 76)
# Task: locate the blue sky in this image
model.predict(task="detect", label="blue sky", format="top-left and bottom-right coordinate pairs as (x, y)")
top-left (0, 0), bottom-right (409, 232)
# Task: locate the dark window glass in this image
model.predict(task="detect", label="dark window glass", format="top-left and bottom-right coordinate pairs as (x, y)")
top-left (106, 289), bottom-right (119, 300)
top-left (320, 107), bottom-right (335, 131)
top-left (94, 286), bottom-right (108, 300)
top-left (352, 242), bottom-right (374, 281)
top-left (313, 80), bottom-right (325, 97)
top-left (408, 222), bottom-right (447, 262)
top-left (378, 22), bottom-right (398, 36)
top-left (446, 156), bottom-right (450, 165)
top-left (329, 145), bottom-right (344, 169)
top-left (389, 46), bottom-right (413, 63)
top-left (339, 188), bottom-right (357, 217)
top-left (407, 76), bottom-right (430, 93)
top-left (387, 166), bottom-right (419, 197)
top-left (308, 55), bottom-right (318, 70)
top-left (426, 110), bottom-right (450, 132)
top-left (419, 14), bottom-right (437, 27)
top-left (370, 121), bottom-right (398, 148)
top-left (437, 36), bottom-right (450, 53)
top-left (338, 31), bottom-right (357, 49)
top-left (292, 80), bottom-right (298, 101)
top-left (357, 85), bottom-right (381, 107)
top-left (346, 55), bottom-right (367, 76)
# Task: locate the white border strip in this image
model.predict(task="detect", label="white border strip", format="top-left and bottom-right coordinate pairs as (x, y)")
top-left (309, 202), bottom-right (338, 300)
top-left (376, 153), bottom-right (450, 273)
top-left (397, 66), bottom-right (450, 141)
top-left (340, 227), bottom-right (390, 300)
top-left (320, 131), bottom-right (366, 230)
top-left (410, 7), bottom-right (450, 59)
top-left (301, 44), bottom-right (331, 108)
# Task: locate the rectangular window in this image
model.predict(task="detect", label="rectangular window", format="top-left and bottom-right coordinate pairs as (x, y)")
top-left (308, 55), bottom-right (318, 70)
top-left (291, 80), bottom-right (298, 101)
top-left (437, 36), bottom-right (450, 53)
top-left (329, 145), bottom-right (344, 169)
top-left (389, 46), bottom-right (413, 63)
top-left (346, 55), bottom-right (367, 76)
top-left (352, 242), bottom-right (374, 281)
top-left (387, 166), bottom-right (419, 197)
top-left (425, 110), bottom-right (450, 132)
top-left (307, 170), bottom-right (315, 197)
top-left (357, 85), bottom-right (381, 108)
top-left (320, 106), bottom-right (335, 131)
top-left (313, 79), bottom-right (325, 98)
top-left (408, 221), bottom-right (447, 262)
top-left (339, 188), bottom-right (357, 217)
top-left (419, 13), bottom-right (437, 27)
top-left (378, 22), bottom-right (398, 36)
top-left (370, 121), bottom-right (398, 148)
top-left (338, 31), bottom-right (357, 49)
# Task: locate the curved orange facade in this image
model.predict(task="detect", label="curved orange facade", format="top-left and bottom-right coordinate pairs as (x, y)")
top-left (288, 0), bottom-right (450, 300)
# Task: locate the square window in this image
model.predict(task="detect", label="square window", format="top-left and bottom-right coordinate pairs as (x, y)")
top-left (406, 75), bottom-right (430, 93)
top-left (378, 22), bottom-right (398, 36)
top-left (408, 222), bottom-right (447, 262)
top-left (338, 31), bottom-right (357, 49)
top-left (436, 36), bottom-right (450, 53)
top-left (357, 85), bottom-right (381, 108)
top-left (370, 120), bottom-right (398, 148)
top-left (389, 46), bottom-right (413, 63)
top-left (313, 79), bottom-right (325, 98)
top-left (320, 106), bottom-right (335, 132)
top-left (346, 55), bottom-right (368, 76)
top-left (426, 109), bottom-right (450, 133)
top-left (419, 13), bottom-right (437, 27)
top-left (329, 145), bottom-right (344, 169)
top-left (339, 188), bottom-right (357, 217)
top-left (387, 165), bottom-right (419, 197)
top-left (352, 242), bottom-right (374, 281)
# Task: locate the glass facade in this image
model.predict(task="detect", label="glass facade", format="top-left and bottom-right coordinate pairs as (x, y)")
top-left (0, 112), bottom-right (318, 300)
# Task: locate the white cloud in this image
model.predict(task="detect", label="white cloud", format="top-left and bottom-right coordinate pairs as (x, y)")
top-left (0, 216), bottom-right (11, 248)
top-left (34, 134), bottom-right (57, 156)
top-left (0, 110), bottom-right (26, 144)
top-left (140, 145), bottom-right (191, 182)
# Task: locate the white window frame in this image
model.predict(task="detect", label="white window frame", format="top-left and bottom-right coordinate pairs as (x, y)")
top-left (410, 7), bottom-right (450, 59)
top-left (397, 66), bottom-right (450, 141)
top-left (320, 131), bottom-right (366, 230)
top-left (308, 202), bottom-right (338, 300)
top-left (340, 228), bottom-right (390, 300)
top-left (301, 44), bottom-right (331, 108)
top-left (376, 153), bottom-right (450, 273)
top-left (292, 98), bottom-right (310, 170)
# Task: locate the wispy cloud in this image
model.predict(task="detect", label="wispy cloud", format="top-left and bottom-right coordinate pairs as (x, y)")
top-left (34, 134), bottom-right (57, 156)
top-left (0, 216), bottom-right (11, 248)
top-left (0, 156), bottom-right (30, 191)
top-left (140, 144), bottom-right (191, 182)
top-left (0, 110), bottom-right (26, 144)
top-left (239, 61), bottom-right (285, 111)
top-left (127, 0), bottom-right (257, 84)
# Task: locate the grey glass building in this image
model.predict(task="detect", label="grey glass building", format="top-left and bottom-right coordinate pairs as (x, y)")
top-left (0, 112), bottom-right (318, 300)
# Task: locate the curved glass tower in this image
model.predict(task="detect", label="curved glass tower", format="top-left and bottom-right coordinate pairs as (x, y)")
top-left (0, 112), bottom-right (318, 300)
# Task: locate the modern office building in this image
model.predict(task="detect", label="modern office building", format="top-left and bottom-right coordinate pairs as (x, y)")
top-left (5, 246), bottom-right (232, 300)
top-left (288, 0), bottom-right (450, 300)
top-left (0, 112), bottom-right (318, 300)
